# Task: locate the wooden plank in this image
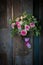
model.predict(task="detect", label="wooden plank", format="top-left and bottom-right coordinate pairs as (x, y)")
top-left (33, 0), bottom-right (40, 65)
top-left (13, 0), bottom-right (33, 65)
top-left (0, 0), bottom-right (7, 28)
top-left (33, 36), bottom-right (39, 65)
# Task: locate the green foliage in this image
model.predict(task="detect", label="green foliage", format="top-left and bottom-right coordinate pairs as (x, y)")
top-left (9, 12), bottom-right (41, 37)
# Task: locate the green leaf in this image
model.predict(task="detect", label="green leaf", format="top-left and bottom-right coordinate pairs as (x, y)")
top-left (34, 21), bottom-right (37, 23)
top-left (35, 31), bottom-right (39, 36)
top-left (8, 19), bottom-right (12, 24)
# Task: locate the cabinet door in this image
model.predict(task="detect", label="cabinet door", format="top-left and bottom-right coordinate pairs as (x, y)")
top-left (13, 0), bottom-right (33, 65)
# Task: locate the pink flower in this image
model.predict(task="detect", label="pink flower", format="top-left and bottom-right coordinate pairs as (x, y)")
top-left (16, 21), bottom-right (20, 25)
top-left (30, 22), bottom-right (35, 28)
top-left (16, 21), bottom-right (21, 30)
top-left (11, 23), bottom-right (15, 29)
top-left (24, 38), bottom-right (30, 42)
top-left (20, 30), bottom-right (27, 36)
top-left (25, 43), bottom-right (31, 48)
top-left (25, 25), bottom-right (30, 31)
top-left (17, 24), bottom-right (21, 29)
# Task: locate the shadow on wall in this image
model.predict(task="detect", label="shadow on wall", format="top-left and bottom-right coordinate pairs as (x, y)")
top-left (0, 41), bottom-right (8, 65)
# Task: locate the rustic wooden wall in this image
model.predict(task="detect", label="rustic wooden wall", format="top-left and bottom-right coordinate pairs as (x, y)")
top-left (0, 0), bottom-right (33, 65)
top-left (39, 0), bottom-right (43, 65)
top-left (0, 0), bottom-right (43, 65)
top-left (0, 0), bottom-right (13, 65)
top-left (13, 0), bottom-right (33, 17)
top-left (13, 0), bottom-right (33, 65)
top-left (0, 0), bottom-right (7, 28)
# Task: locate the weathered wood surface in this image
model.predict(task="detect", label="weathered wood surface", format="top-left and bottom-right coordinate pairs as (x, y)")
top-left (13, 0), bottom-right (33, 65)
top-left (0, 0), bottom-right (7, 28)
top-left (0, 0), bottom-right (33, 65)
top-left (0, 42), bottom-right (8, 65)
top-left (13, 35), bottom-right (33, 65)
top-left (0, 0), bottom-right (13, 65)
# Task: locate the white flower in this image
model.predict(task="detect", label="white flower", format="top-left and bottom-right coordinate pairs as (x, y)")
top-left (11, 23), bottom-right (15, 29)
top-left (20, 16), bottom-right (23, 20)
top-left (23, 15), bottom-right (27, 18)
top-left (15, 17), bottom-right (20, 21)
top-left (20, 21), bottom-right (23, 25)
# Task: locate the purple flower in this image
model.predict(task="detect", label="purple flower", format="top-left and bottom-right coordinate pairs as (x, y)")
top-left (26, 43), bottom-right (31, 48)
top-left (24, 38), bottom-right (30, 42)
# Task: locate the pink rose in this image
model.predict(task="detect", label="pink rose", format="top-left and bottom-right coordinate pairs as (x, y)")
top-left (17, 24), bottom-right (21, 29)
top-left (16, 21), bottom-right (20, 25)
top-left (11, 23), bottom-right (15, 29)
top-left (20, 30), bottom-right (27, 36)
top-left (30, 22), bottom-right (35, 28)
top-left (25, 25), bottom-right (30, 31)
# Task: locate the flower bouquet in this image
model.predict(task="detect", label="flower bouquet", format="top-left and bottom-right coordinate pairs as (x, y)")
top-left (9, 12), bottom-right (41, 48)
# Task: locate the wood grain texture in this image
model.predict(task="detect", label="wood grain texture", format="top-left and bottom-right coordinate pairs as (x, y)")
top-left (0, 0), bottom-right (7, 28)
top-left (13, 1), bottom-right (33, 65)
